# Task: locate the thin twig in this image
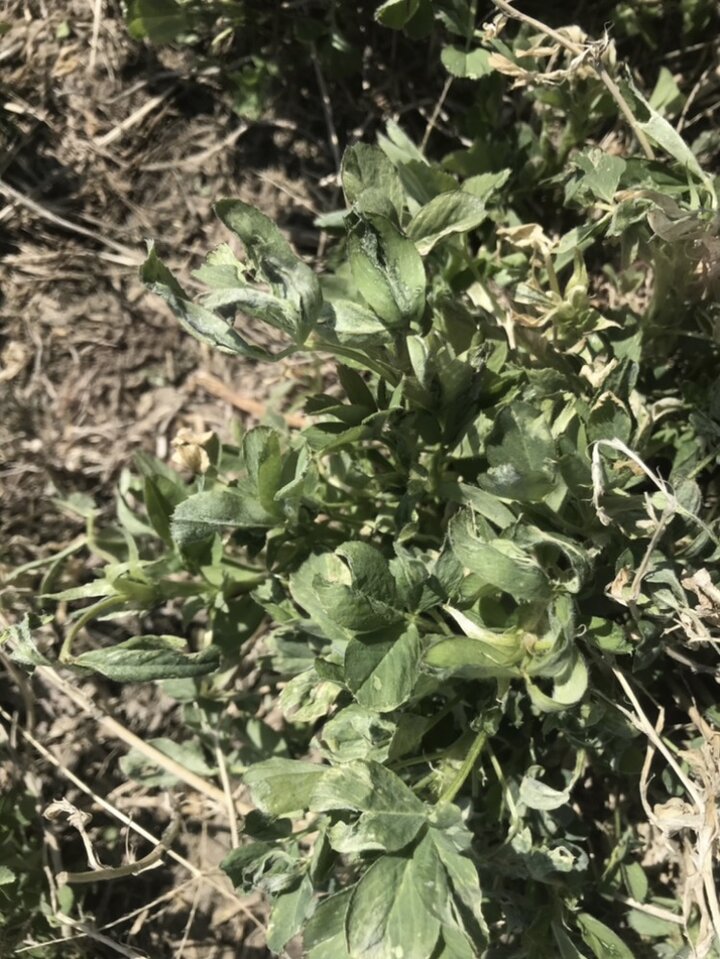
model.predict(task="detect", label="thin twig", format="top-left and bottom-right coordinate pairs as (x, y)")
top-left (421, 76), bottom-right (453, 152)
top-left (49, 801), bottom-right (181, 885)
top-left (140, 123), bottom-right (249, 172)
top-left (490, 0), bottom-right (655, 160)
top-left (0, 178), bottom-right (140, 266)
top-left (311, 43), bottom-right (341, 178)
top-left (612, 667), bottom-right (704, 808)
top-left (14, 880), bottom-right (197, 953)
top-left (187, 370), bottom-right (308, 429)
top-left (57, 917), bottom-right (147, 959)
top-left (201, 713), bottom-right (240, 850)
top-left (629, 504), bottom-right (673, 605)
top-left (35, 666), bottom-right (253, 815)
top-left (611, 893), bottom-right (685, 925)
top-left (174, 878), bottom-right (202, 959)
top-left (664, 646), bottom-right (720, 677)
top-left (0, 704), bottom-right (263, 929)
top-left (88, 0), bottom-right (103, 74)
top-left (94, 90), bottom-right (175, 148)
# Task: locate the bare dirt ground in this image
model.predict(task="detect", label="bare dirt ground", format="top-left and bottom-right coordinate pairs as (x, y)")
top-left (1, 2), bottom-right (334, 569)
top-left (0, 2), bottom-right (339, 955)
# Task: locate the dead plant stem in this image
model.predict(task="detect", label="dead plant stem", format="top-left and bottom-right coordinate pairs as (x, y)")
top-left (36, 665), bottom-right (252, 814)
top-left (490, 0), bottom-right (655, 160)
top-left (0, 704), bottom-right (262, 929)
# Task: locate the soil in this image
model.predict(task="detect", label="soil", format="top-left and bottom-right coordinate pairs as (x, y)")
top-left (0, 2), bottom-right (340, 956)
top-left (0, 1), bottom-right (338, 566)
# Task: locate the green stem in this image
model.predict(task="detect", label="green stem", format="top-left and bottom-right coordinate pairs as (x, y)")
top-left (59, 595), bottom-right (126, 663)
top-left (427, 609), bottom-right (453, 635)
top-left (437, 729), bottom-right (488, 806)
top-left (310, 338), bottom-right (401, 386)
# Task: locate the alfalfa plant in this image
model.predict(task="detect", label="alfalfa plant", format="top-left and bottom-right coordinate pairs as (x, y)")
top-left (6, 3), bottom-right (720, 956)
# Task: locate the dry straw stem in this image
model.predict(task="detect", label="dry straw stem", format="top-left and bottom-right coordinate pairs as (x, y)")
top-left (0, 703), bottom-right (263, 929)
top-left (0, 177), bottom-right (141, 267)
top-left (48, 917), bottom-right (146, 959)
top-left (612, 669), bottom-right (720, 950)
top-left (188, 369), bottom-right (308, 429)
top-left (88, 0), bottom-right (103, 75)
top-left (36, 664), bottom-right (253, 816)
top-left (490, 0), bottom-right (655, 160)
top-left (45, 796), bottom-right (181, 885)
top-left (94, 90), bottom-right (175, 148)
top-left (141, 122), bottom-right (249, 172)
top-left (311, 42), bottom-right (341, 179)
top-left (16, 876), bottom-right (223, 955)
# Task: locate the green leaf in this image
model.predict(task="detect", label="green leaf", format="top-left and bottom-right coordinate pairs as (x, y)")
top-left (171, 489), bottom-right (276, 548)
top-left (346, 853), bottom-right (441, 959)
top-left (72, 636), bottom-right (221, 682)
top-left (407, 191), bottom-right (487, 254)
top-left (267, 875), bottom-right (314, 953)
top-left (519, 770), bottom-right (571, 811)
top-left (193, 242), bottom-right (244, 289)
top-left (0, 866), bottom-right (16, 886)
top-left (525, 655), bottom-right (588, 713)
top-left (629, 81), bottom-right (707, 182)
top-left (222, 841), bottom-right (302, 895)
top-left (587, 392), bottom-right (633, 444)
top-left (576, 913), bottom-right (636, 959)
top-left (324, 299), bottom-right (394, 345)
top-left (438, 481), bottom-right (515, 530)
top-left (394, 161), bottom-right (459, 207)
top-left (1, 615), bottom-right (54, 668)
top-left (480, 402), bottom-right (557, 502)
top-left (428, 826), bottom-right (488, 945)
top-left (127, 0), bottom-right (188, 42)
top-left (244, 758), bottom-right (327, 817)
top-left (424, 608), bottom-right (524, 679)
top-left (144, 477), bottom-right (173, 544)
top-left (441, 45), bottom-right (492, 79)
top-left (318, 704), bottom-right (396, 764)
top-left (304, 889), bottom-right (353, 959)
top-left (141, 245), bottom-right (271, 360)
top-left (215, 199), bottom-right (322, 343)
top-left (449, 511), bottom-right (550, 601)
top-left (315, 582), bottom-right (402, 633)
top-left (347, 210), bottom-right (426, 330)
top-left (314, 545), bottom-right (404, 634)
top-left (648, 66), bottom-right (684, 115)
top-left (573, 149), bottom-right (626, 204)
top-left (342, 143), bottom-right (405, 219)
top-left (338, 364), bottom-right (377, 410)
top-left (374, 0), bottom-right (420, 30)
top-left (337, 542), bottom-right (398, 601)
top-left (347, 620), bottom-right (425, 705)
top-left (463, 170), bottom-right (511, 200)
top-left (626, 906), bottom-right (679, 938)
top-left (289, 554), bottom-right (355, 643)
top-left (515, 526), bottom-right (591, 595)
top-left (311, 760), bottom-right (427, 853)
top-left (553, 923), bottom-right (590, 959)
top-left (240, 427), bottom-right (285, 517)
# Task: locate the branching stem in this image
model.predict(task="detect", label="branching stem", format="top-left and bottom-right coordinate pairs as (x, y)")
top-left (490, 0), bottom-right (655, 160)
top-left (59, 595), bottom-right (126, 663)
